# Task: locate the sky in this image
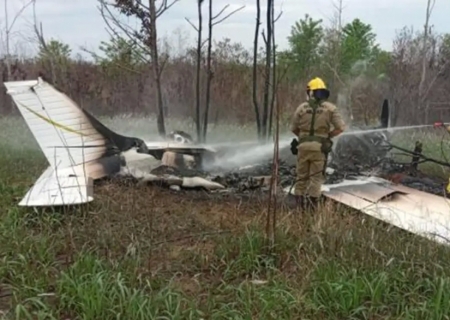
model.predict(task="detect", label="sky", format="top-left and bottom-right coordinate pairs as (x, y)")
top-left (0, 0), bottom-right (449, 59)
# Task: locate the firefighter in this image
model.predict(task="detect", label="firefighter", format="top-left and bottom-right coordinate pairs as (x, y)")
top-left (290, 77), bottom-right (346, 211)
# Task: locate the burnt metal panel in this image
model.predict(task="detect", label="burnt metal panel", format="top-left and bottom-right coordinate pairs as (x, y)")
top-left (333, 182), bottom-right (406, 203)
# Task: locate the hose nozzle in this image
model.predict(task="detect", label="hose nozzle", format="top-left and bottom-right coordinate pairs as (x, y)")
top-left (433, 121), bottom-right (450, 133)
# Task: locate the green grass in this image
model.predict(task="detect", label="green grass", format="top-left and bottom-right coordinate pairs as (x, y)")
top-left (2, 116), bottom-right (450, 319)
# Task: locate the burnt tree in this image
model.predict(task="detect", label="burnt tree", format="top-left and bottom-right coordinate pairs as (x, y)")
top-left (186, 2), bottom-right (244, 142)
top-left (99, 0), bottom-right (179, 137)
top-left (253, 0), bottom-right (280, 141)
top-left (203, 3), bottom-right (244, 142)
top-left (267, 8), bottom-right (285, 138)
top-left (252, 0), bottom-right (262, 139)
top-left (185, 0), bottom-right (205, 142)
top-left (261, 0), bottom-right (273, 140)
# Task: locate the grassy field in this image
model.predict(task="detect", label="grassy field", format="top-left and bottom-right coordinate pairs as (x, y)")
top-left (2, 116), bottom-right (450, 319)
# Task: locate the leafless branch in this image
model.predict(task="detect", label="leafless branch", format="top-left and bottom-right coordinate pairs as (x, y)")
top-left (30, 0), bottom-right (61, 86)
top-left (31, 0), bottom-right (46, 50)
top-left (261, 30), bottom-right (267, 45)
top-left (212, 4), bottom-right (229, 19)
top-left (95, 0), bottom-right (175, 136)
top-left (212, 5), bottom-right (245, 26)
top-left (3, 0), bottom-right (34, 79)
top-left (429, 0), bottom-right (436, 16)
top-left (156, 0), bottom-right (179, 18)
top-left (185, 18), bottom-right (199, 32)
top-left (5, 0), bottom-right (34, 33)
top-left (321, 0), bottom-right (345, 29)
top-left (274, 10), bottom-right (283, 23)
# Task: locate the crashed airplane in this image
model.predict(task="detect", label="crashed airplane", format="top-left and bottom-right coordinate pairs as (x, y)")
top-left (4, 77), bottom-right (450, 245)
top-left (4, 77), bottom-right (221, 207)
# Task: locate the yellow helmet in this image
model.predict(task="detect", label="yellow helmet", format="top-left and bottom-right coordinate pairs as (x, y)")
top-left (307, 77), bottom-right (327, 91)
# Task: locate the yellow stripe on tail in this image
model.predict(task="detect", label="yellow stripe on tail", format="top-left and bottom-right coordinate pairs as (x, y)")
top-left (18, 102), bottom-right (87, 137)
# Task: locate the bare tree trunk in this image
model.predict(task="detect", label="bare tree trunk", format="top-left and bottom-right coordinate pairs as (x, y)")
top-left (332, 0), bottom-right (343, 88)
top-left (268, 2), bottom-right (276, 138)
top-left (261, 0), bottom-right (273, 140)
top-left (202, 0), bottom-right (212, 142)
top-left (191, 2), bottom-right (243, 142)
top-left (252, 0), bottom-right (261, 139)
top-left (195, 0), bottom-right (203, 142)
top-left (99, 0), bottom-right (179, 135)
top-left (4, 0), bottom-right (11, 80)
top-left (149, 0), bottom-right (166, 137)
top-left (418, 0), bottom-right (435, 110)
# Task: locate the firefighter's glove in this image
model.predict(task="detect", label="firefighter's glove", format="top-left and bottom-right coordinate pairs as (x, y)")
top-left (290, 138), bottom-right (298, 155)
top-left (321, 137), bottom-right (333, 155)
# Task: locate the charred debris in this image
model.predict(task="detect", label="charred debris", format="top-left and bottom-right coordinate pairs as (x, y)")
top-left (102, 128), bottom-right (448, 198)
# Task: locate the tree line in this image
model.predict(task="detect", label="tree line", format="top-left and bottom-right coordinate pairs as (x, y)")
top-left (1, 0), bottom-right (449, 141)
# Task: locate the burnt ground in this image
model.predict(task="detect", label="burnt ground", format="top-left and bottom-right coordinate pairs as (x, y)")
top-left (105, 156), bottom-right (448, 198)
top-left (108, 129), bottom-right (450, 197)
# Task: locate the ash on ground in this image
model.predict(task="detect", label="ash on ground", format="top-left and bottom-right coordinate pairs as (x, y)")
top-left (107, 153), bottom-right (447, 197)
top-left (208, 156), bottom-right (447, 196)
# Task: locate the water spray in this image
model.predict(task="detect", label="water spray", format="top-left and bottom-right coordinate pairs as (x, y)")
top-left (204, 120), bottom-right (450, 173)
top-left (340, 124), bottom-right (437, 137)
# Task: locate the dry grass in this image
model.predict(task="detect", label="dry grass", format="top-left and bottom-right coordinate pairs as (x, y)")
top-left (2, 116), bottom-right (450, 319)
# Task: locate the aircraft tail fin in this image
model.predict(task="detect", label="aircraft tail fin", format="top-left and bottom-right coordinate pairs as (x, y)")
top-left (3, 77), bottom-right (138, 206)
top-left (4, 78), bottom-right (110, 170)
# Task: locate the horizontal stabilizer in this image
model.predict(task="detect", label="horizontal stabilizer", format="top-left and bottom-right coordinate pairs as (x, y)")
top-left (19, 166), bottom-right (94, 207)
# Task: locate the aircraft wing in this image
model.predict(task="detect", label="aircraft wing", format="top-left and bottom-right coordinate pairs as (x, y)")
top-left (19, 166), bottom-right (94, 207)
top-left (286, 176), bottom-right (450, 245)
top-left (144, 142), bottom-right (217, 159)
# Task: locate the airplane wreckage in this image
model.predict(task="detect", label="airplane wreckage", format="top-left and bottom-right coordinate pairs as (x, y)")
top-left (4, 77), bottom-right (450, 245)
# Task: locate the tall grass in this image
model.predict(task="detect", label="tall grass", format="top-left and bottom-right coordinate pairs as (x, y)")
top-left (1, 116), bottom-right (450, 318)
